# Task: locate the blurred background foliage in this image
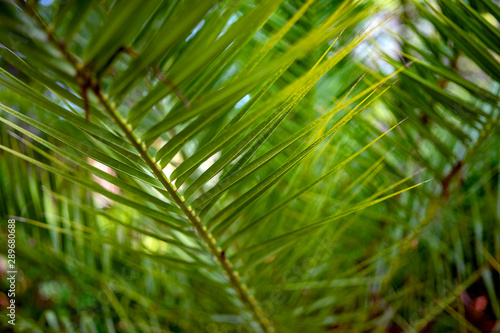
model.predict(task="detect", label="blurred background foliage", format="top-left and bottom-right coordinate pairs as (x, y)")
top-left (0, 0), bottom-right (499, 332)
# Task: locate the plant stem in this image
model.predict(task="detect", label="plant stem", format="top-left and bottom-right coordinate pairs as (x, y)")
top-left (95, 91), bottom-right (274, 333)
top-left (26, 6), bottom-right (274, 330)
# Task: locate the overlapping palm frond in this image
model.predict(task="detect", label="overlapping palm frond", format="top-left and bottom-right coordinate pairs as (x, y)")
top-left (350, 0), bottom-right (500, 330)
top-left (0, 0), bottom-right (498, 332)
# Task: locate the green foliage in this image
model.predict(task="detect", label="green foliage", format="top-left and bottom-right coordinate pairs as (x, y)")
top-left (0, 0), bottom-right (498, 332)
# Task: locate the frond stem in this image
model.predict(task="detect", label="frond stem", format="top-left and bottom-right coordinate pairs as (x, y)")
top-left (26, 6), bottom-right (274, 330)
top-left (95, 92), bottom-right (274, 332)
